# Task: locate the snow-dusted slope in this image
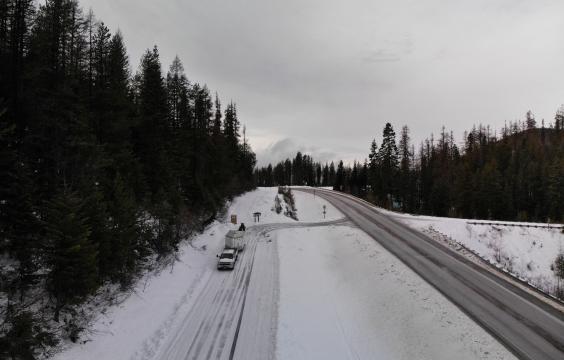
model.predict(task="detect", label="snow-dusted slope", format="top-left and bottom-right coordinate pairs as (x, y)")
top-left (385, 211), bottom-right (564, 296)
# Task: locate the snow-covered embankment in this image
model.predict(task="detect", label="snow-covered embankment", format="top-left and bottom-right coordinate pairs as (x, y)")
top-left (387, 211), bottom-right (564, 297)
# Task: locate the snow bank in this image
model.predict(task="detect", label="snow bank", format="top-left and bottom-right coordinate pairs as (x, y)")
top-left (383, 210), bottom-right (564, 296)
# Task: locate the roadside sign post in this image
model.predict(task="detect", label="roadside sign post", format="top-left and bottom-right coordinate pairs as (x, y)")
top-left (253, 212), bottom-right (262, 223)
top-left (323, 205), bottom-right (326, 219)
top-left (231, 214), bottom-right (237, 225)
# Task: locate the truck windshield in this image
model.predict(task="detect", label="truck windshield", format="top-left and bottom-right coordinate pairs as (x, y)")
top-left (220, 253), bottom-right (233, 259)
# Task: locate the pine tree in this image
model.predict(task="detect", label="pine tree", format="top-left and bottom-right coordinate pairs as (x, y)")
top-left (329, 161), bottom-right (336, 186)
top-left (91, 21), bottom-right (112, 143)
top-left (526, 110), bottom-right (536, 130)
top-left (213, 92), bottom-right (222, 136)
top-left (108, 31), bottom-right (129, 95)
top-left (81, 185), bottom-right (111, 282)
top-left (193, 84), bottom-right (213, 132)
top-left (398, 125), bottom-right (412, 211)
top-left (108, 172), bottom-right (141, 285)
top-left (223, 101), bottom-right (240, 148)
top-left (166, 55), bottom-right (188, 130)
top-left (367, 139), bottom-right (379, 198)
top-left (378, 123), bottom-right (399, 206)
top-left (106, 31), bottom-right (132, 138)
top-left (165, 55), bottom-right (192, 199)
top-left (6, 160), bottom-right (40, 297)
top-left (0, 0), bottom-right (34, 137)
top-left (334, 160), bottom-right (345, 191)
top-left (189, 84), bottom-right (218, 207)
top-left (546, 159), bottom-right (564, 222)
top-left (134, 46), bottom-right (171, 200)
top-left (44, 192), bottom-right (98, 321)
top-left (322, 164), bottom-right (329, 186)
top-left (0, 111), bottom-right (41, 298)
top-left (26, 0), bottom-right (94, 200)
top-left (368, 139), bottom-right (378, 166)
top-left (0, 311), bottom-right (56, 359)
top-left (555, 105), bottom-right (564, 131)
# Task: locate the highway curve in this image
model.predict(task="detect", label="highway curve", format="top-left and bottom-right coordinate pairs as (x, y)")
top-left (296, 188), bottom-right (564, 360)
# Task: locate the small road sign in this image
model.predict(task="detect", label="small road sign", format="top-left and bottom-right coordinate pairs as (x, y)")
top-left (253, 212), bottom-right (262, 222)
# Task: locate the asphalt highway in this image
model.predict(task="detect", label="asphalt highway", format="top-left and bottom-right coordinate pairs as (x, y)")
top-left (297, 188), bottom-right (564, 360)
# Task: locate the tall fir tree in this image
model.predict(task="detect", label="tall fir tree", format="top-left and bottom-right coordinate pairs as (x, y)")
top-left (44, 192), bottom-right (98, 321)
top-left (377, 123), bottom-right (399, 206)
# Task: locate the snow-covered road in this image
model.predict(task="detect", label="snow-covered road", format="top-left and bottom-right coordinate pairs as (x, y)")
top-left (153, 220), bottom-right (349, 360)
top-left (53, 188), bottom-right (517, 360)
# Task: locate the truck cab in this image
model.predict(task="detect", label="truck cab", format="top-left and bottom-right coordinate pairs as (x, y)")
top-left (217, 249), bottom-right (238, 270)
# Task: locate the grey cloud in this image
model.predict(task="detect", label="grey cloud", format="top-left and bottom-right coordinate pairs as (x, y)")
top-left (363, 37), bottom-right (413, 63)
top-left (363, 49), bottom-right (401, 63)
top-left (80, 0), bottom-right (564, 165)
top-left (256, 138), bottom-right (339, 167)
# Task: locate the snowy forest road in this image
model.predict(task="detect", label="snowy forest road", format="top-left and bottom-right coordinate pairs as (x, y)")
top-left (152, 217), bottom-right (349, 360)
top-left (296, 188), bottom-right (564, 360)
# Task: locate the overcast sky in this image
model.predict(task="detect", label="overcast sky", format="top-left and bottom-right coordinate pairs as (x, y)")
top-left (80, 0), bottom-right (564, 166)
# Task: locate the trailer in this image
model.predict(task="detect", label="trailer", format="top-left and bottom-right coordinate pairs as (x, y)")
top-left (225, 230), bottom-right (246, 251)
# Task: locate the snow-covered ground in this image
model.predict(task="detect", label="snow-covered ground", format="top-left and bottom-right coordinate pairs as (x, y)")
top-left (53, 187), bottom-right (516, 360)
top-left (292, 188), bottom-right (341, 222)
top-left (52, 187), bottom-right (336, 360)
top-left (51, 188), bottom-right (259, 359)
top-left (382, 210), bottom-right (564, 296)
top-left (276, 226), bottom-right (515, 360)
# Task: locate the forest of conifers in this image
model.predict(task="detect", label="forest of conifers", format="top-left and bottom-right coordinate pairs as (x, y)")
top-left (256, 113), bottom-right (564, 223)
top-left (1, 0), bottom-right (563, 358)
top-left (0, 0), bottom-right (255, 356)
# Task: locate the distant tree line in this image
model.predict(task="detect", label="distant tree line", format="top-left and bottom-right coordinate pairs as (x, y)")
top-left (255, 152), bottom-right (337, 188)
top-left (0, 0), bottom-right (255, 356)
top-left (256, 109), bottom-right (564, 223)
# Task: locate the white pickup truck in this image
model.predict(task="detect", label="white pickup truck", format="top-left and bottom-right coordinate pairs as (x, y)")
top-left (217, 249), bottom-right (237, 270)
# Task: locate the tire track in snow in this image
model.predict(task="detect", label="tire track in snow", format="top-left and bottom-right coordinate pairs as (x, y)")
top-left (144, 218), bottom-right (350, 360)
